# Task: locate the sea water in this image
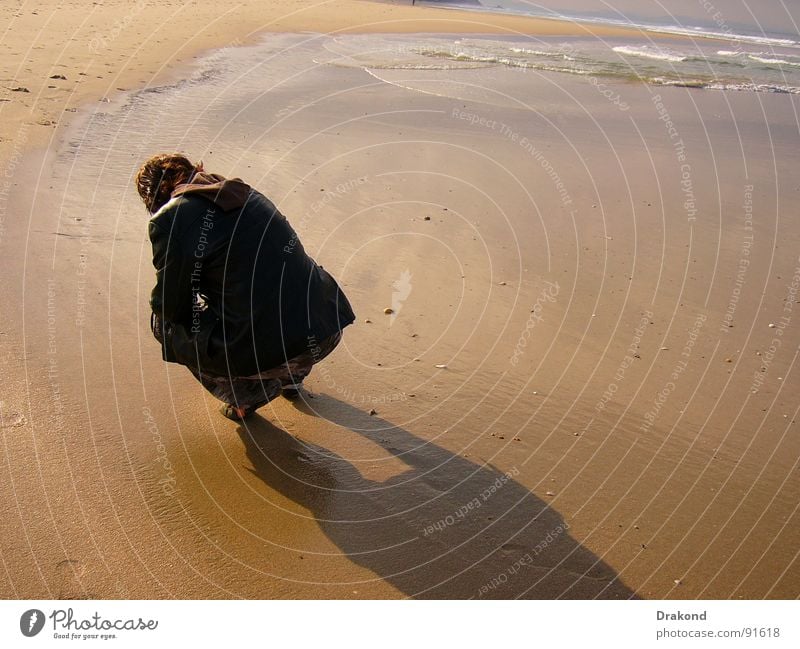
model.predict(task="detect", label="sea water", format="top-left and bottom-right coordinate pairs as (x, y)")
top-left (405, 0), bottom-right (800, 93)
top-left (419, 0), bottom-right (799, 44)
top-left (317, 31), bottom-right (800, 94)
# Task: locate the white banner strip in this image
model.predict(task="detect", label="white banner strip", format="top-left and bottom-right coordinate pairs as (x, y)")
top-left (1, 600), bottom-right (797, 648)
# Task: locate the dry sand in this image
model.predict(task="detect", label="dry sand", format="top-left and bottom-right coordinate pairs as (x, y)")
top-left (1, 3), bottom-right (799, 600)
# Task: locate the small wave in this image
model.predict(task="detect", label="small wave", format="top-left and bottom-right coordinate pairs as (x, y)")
top-left (649, 76), bottom-right (708, 88)
top-left (448, 51), bottom-right (501, 63)
top-left (645, 76), bottom-right (800, 94)
top-left (748, 55), bottom-right (800, 67)
top-left (715, 49), bottom-right (800, 68)
top-left (415, 48), bottom-right (599, 74)
top-left (707, 82), bottom-right (800, 94)
top-left (453, 55), bottom-right (588, 72)
top-left (418, 48), bottom-right (536, 67)
top-left (509, 47), bottom-right (575, 61)
top-left (644, 25), bottom-right (798, 47)
top-left (612, 45), bottom-right (688, 63)
top-left (529, 12), bottom-right (799, 47)
top-left (719, 50), bottom-right (800, 58)
top-left (316, 58), bottom-right (490, 71)
top-left (318, 35), bottom-right (800, 96)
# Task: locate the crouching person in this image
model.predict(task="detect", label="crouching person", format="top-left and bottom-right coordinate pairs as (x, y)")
top-left (136, 153), bottom-right (355, 420)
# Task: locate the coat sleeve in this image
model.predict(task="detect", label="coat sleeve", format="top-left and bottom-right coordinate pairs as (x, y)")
top-left (149, 219), bottom-right (195, 327)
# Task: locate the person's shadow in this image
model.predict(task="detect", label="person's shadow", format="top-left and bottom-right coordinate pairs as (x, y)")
top-left (236, 394), bottom-right (638, 599)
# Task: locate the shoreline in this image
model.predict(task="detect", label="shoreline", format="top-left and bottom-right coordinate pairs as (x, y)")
top-left (0, 0), bottom-right (654, 173)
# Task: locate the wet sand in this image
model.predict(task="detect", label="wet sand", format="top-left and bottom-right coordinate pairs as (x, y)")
top-left (1, 14), bottom-right (799, 599)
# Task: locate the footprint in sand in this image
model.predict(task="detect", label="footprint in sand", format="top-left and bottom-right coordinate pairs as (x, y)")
top-left (55, 558), bottom-right (85, 598)
top-left (0, 403), bottom-right (26, 428)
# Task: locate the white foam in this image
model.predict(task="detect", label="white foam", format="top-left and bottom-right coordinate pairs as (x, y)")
top-left (612, 45), bottom-right (687, 62)
top-left (748, 55), bottom-right (800, 67)
top-left (509, 47), bottom-right (551, 56)
top-left (528, 11), bottom-right (799, 47)
top-left (650, 25), bottom-right (798, 47)
top-left (319, 34), bottom-right (800, 97)
top-left (707, 81), bottom-right (800, 94)
top-left (509, 47), bottom-right (575, 60)
top-left (650, 76), bottom-right (707, 88)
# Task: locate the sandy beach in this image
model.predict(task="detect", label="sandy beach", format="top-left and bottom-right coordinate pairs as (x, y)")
top-left (0, 0), bottom-right (637, 165)
top-left (1, 2), bottom-right (799, 600)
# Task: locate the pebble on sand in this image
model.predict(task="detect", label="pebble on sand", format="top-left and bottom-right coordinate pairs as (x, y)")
top-left (10, 86), bottom-right (29, 92)
top-left (368, 408), bottom-right (377, 416)
top-left (364, 318), bottom-right (372, 323)
top-left (49, 74), bottom-right (67, 80)
top-left (423, 216), bottom-right (431, 221)
top-left (768, 323), bottom-right (776, 328)
top-left (546, 491), bottom-right (555, 496)
top-left (383, 307), bottom-right (393, 314)
top-left (435, 364), bottom-right (447, 369)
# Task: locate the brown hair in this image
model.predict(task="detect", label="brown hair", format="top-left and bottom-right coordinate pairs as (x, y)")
top-left (135, 153), bottom-right (198, 214)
